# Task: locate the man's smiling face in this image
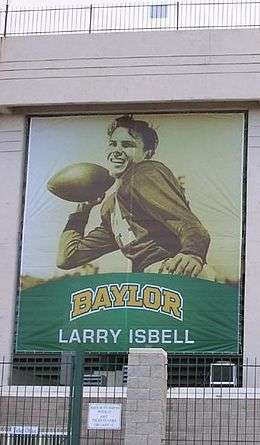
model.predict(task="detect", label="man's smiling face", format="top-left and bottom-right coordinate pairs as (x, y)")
top-left (106, 127), bottom-right (146, 178)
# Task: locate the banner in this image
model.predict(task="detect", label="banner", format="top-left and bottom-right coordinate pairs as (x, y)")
top-left (16, 113), bottom-right (244, 353)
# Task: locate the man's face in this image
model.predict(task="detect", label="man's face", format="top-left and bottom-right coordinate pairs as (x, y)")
top-left (106, 127), bottom-right (146, 178)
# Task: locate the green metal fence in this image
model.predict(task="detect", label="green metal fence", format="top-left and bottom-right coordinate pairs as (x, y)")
top-left (0, 354), bottom-right (128, 445)
top-left (2, 354), bottom-right (260, 444)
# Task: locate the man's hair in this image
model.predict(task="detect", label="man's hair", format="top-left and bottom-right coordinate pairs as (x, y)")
top-left (108, 115), bottom-right (158, 158)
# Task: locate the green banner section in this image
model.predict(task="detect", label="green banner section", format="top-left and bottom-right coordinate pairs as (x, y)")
top-left (16, 273), bottom-right (239, 353)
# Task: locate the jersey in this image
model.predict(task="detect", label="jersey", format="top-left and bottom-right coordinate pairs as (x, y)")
top-left (57, 160), bottom-right (210, 272)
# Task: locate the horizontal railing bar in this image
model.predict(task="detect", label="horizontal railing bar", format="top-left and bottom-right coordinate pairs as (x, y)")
top-left (6, 1), bottom-right (260, 11)
top-left (7, 7), bottom-right (91, 13)
top-left (180, 1), bottom-right (260, 5)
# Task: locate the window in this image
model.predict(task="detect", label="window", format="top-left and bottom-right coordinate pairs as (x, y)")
top-left (150, 5), bottom-right (168, 19)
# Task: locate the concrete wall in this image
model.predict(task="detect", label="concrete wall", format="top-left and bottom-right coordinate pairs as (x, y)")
top-left (0, 394), bottom-right (126, 444)
top-left (1, 392), bottom-right (260, 444)
top-left (244, 110), bottom-right (260, 367)
top-left (166, 398), bottom-right (260, 443)
top-left (1, 29), bottom-right (260, 107)
top-left (0, 115), bottom-right (25, 366)
top-left (0, 28), bottom-right (260, 364)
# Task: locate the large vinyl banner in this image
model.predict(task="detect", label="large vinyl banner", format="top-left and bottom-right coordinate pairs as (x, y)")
top-left (16, 113), bottom-right (244, 353)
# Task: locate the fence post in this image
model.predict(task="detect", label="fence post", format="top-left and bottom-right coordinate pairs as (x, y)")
top-left (125, 348), bottom-right (168, 445)
top-left (3, 0), bottom-right (9, 37)
top-left (0, 356), bottom-right (11, 386)
top-left (176, 1), bottom-right (180, 30)
top-left (89, 4), bottom-right (93, 34)
top-left (67, 352), bottom-right (84, 445)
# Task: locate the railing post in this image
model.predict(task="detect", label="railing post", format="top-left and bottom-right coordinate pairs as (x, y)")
top-left (89, 4), bottom-right (93, 34)
top-left (3, 0), bottom-right (9, 37)
top-left (176, 1), bottom-right (180, 30)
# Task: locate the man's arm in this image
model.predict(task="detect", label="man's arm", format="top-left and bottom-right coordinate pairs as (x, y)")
top-left (57, 203), bottom-right (118, 270)
top-left (132, 162), bottom-right (210, 276)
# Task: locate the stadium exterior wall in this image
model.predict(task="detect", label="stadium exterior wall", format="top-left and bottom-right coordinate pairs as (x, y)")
top-left (1, 29), bottom-right (260, 106)
top-left (0, 29), bottom-right (260, 370)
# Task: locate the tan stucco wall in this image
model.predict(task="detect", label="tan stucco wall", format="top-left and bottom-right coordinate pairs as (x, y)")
top-left (0, 29), bottom-right (260, 106)
top-left (0, 115), bottom-right (25, 365)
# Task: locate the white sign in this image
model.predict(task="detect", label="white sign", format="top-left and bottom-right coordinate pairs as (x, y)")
top-left (9, 426), bottom-right (39, 435)
top-left (88, 403), bottom-right (122, 430)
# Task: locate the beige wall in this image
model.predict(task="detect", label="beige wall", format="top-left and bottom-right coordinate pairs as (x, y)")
top-left (0, 28), bottom-right (260, 367)
top-left (0, 115), bottom-right (25, 366)
top-left (244, 110), bottom-right (260, 365)
top-left (0, 29), bottom-right (260, 107)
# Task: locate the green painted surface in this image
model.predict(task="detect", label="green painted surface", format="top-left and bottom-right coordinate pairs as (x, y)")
top-left (16, 273), bottom-right (239, 353)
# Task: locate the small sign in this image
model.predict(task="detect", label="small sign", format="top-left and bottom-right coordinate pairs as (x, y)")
top-left (9, 426), bottom-right (39, 435)
top-left (88, 403), bottom-right (122, 430)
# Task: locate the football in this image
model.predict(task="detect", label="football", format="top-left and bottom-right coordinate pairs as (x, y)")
top-left (47, 162), bottom-right (115, 202)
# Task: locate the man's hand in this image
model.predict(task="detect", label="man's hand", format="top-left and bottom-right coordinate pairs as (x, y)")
top-left (76, 195), bottom-right (104, 213)
top-left (75, 195), bottom-right (105, 225)
top-left (159, 254), bottom-right (203, 277)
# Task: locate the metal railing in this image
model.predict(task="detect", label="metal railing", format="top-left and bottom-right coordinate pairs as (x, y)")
top-left (166, 356), bottom-right (260, 444)
top-left (1, 354), bottom-right (260, 443)
top-left (0, 1), bottom-right (260, 37)
top-left (0, 354), bottom-right (128, 444)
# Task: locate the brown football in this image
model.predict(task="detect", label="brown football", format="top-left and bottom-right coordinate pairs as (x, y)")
top-left (47, 162), bottom-right (115, 202)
